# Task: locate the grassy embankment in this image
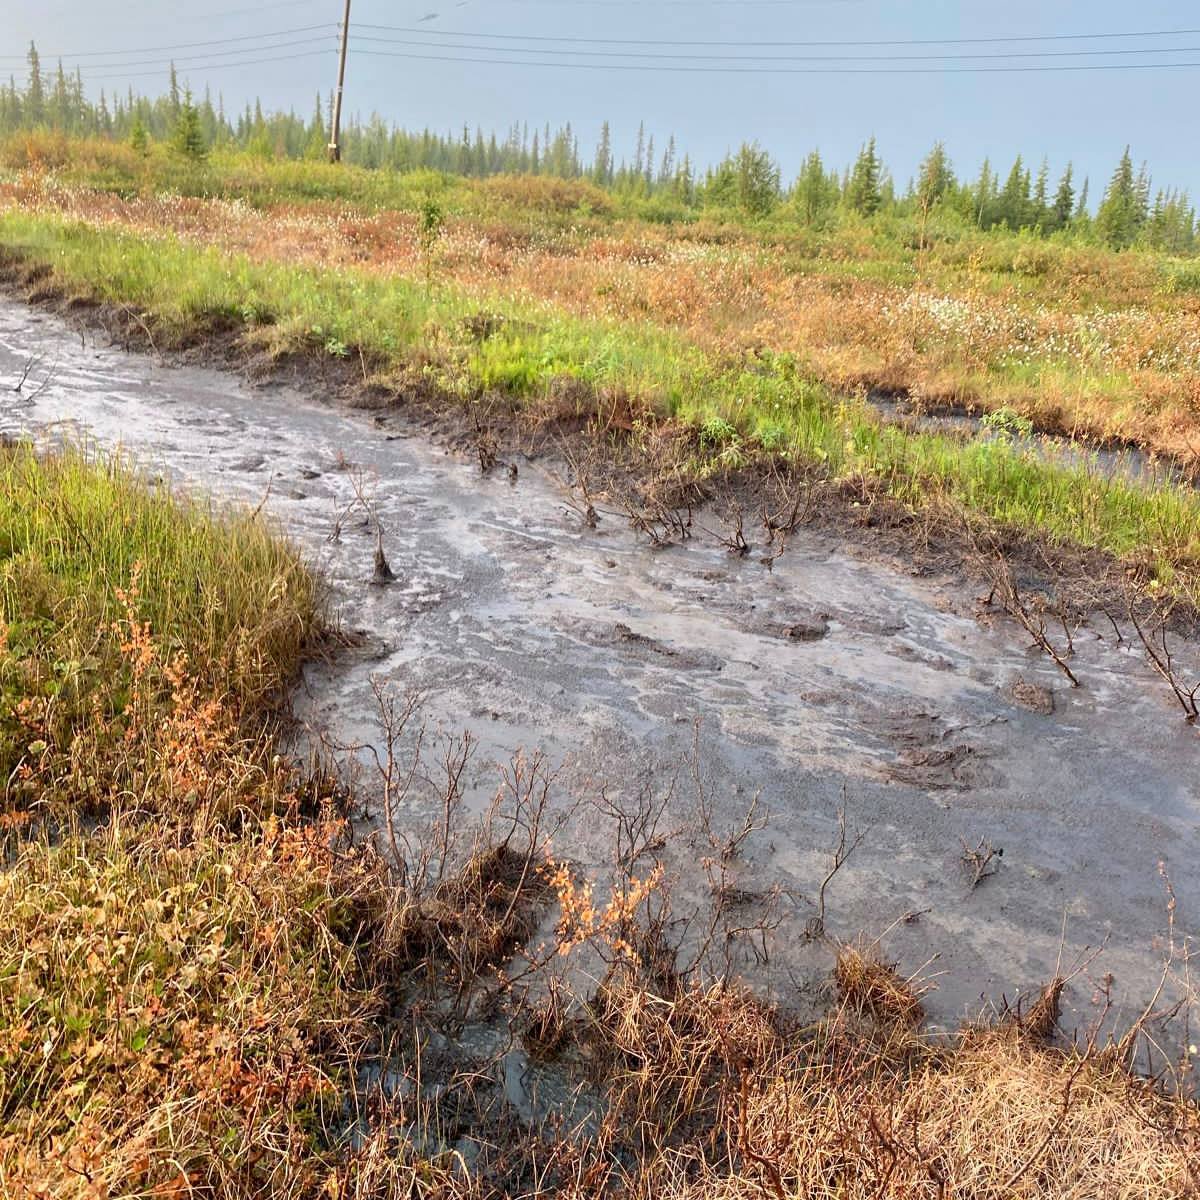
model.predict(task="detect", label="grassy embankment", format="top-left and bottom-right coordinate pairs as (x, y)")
top-left (3, 442), bottom-right (1199, 1196)
top-left (3, 181), bottom-right (1200, 600)
top-left (8, 134), bottom-right (1200, 457)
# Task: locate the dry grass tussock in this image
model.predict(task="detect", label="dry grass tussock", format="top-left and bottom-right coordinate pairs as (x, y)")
top-left (3, 446), bottom-right (1200, 1198)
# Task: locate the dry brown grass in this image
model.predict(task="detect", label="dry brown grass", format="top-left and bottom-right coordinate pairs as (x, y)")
top-left (835, 943), bottom-right (927, 1027)
top-left (654, 1015), bottom-right (1200, 1199)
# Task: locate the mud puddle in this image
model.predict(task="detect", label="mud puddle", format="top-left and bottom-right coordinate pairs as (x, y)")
top-left (872, 392), bottom-right (1194, 488)
top-left (2, 299), bottom-right (1198, 1037)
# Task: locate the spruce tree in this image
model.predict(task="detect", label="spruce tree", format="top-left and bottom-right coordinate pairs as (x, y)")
top-left (1051, 164), bottom-right (1075, 231)
top-left (916, 142), bottom-right (953, 213)
top-left (1032, 158), bottom-right (1050, 226)
top-left (999, 156), bottom-right (1029, 228)
top-left (974, 158), bottom-right (995, 227)
top-left (1075, 177), bottom-right (1090, 222)
top-left (733, 141), bottom-right (779, 217)
top-left (168, 64), bottom-right (181, 120)
top-left (25, 42), bottom-right (43, 126)
top-left (659, 135), bottom-right (676, 186)
top-left (170, 89), bottom-right (207, 161)
top-left (794, 150), bottom-right (836, 226)
top-left (593, 120), bottom-right (613, 185)
top-left (846, 137), bottom-right (882, 216)
top-left (129, 113), bottom-right (149, 156)
top-left (1096, 148), bottom-right (1142, 249)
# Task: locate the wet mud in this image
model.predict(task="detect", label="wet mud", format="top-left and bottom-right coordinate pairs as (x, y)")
top-left (2, 298), bottom-right (1198, 1036)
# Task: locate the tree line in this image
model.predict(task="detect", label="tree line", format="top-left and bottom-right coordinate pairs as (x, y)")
top-left (0, 43), bottom-right (1194, 254)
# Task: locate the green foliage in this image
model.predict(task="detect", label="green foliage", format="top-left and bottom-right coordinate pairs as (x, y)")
top-left (699, 415), bottom-right (739, 449)
top-left (846, 138), bottom-right (883, 217)
top-left (169, 90), bottom-right (207, 162)
top-left (793, 151), bottom-right (839, 228)
top-left (128, 114), bottom-right (149, 156)
top-left (418, 194), bottom-right (445, 286)
top-left (0, 441), bottom-right (319, 805)
top-left (916, 142), bottom-right (953, 214)
top-left (1096, 147), bottom-right (1145, 250)
top-left (981, 406), bottom-right (1035, 440)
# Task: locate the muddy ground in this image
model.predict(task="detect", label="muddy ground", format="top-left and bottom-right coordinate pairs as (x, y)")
top-left (2, 297), bottom-right (1198, 1041)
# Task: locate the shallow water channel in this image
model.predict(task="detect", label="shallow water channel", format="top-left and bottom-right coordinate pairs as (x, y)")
top-left (2, 299), bottom-right (1198, 1038)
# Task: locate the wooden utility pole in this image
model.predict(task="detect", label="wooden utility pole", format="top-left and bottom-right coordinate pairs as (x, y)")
top-left (328, 0), bottom-right (352, 162)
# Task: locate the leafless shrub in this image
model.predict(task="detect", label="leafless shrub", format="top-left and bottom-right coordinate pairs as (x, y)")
top-left (960, 835), bottom-right (1003, 889)
top-left (9, 352), bottom-right (57, 403)
top-left (1128, 599), bottom-right (1200, 722)
top-left (983, 556), bottom-right (1081, 687)
top-left (807, 804), bottom-right (864, 941)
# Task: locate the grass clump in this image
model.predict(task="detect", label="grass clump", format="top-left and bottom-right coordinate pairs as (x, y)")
top-left (0, 447), bottom-right (388, 1197)
top-left (0, 442), bottom-right (319, 820)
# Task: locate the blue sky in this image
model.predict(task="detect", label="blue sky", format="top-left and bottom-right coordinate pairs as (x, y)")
top-left (4, 0), bottom-right (1199, 197)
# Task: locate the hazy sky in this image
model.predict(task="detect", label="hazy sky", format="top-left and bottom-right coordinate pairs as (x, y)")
top-left (4, 0), bottom-right (1199, 196)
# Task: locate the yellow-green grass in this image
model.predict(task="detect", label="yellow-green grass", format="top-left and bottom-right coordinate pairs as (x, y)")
top-left (0, 441), bottom-right (320, 816)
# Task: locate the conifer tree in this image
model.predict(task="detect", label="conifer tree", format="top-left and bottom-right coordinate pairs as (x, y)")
top-left (732, 141), bottom-right (779, 217)
top-left (793, 150), bottom-right (837, 226)
top-left (168, 64), bottom-right (181, 120)
top-left (129, 113), bottom-right (149, 156)
top-left (974, 158), bottom-right (995, 226)
top-left (593, 120), bottom-right (613, 185)
top-left (659, 134), bottom-right (676, 186)
top-left (25, 43), bottom-right (43, 126)
top-left (845, 137), bottom-right (882, 216)
top-left (1033, 158), bottom-right (1050, 226)
top-left (170, 89), bottom-right (207, 161)
top-left (1096, 148), bottom-right (1143, 249)
top-left (999, 156), bottom-right (1030, 228)
top-left (915, 142), bottom-right (952, 248)
top-left (1049, 164), bottom-right (1074, 231)
top-left (1075, 177), bottom-right (1090, 221)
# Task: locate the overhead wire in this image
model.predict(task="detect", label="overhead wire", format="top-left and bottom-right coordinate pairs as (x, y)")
top-left (347, 47), bottom-right (1200, 74)
top-left (81, 48), bottom-right (335, 82)
top-left (0, 25), bottom-right (334, 62)
top-left (353, 20), bottom-right (1200, 48)
top-left (348, 33), bottom-right (1200, 62)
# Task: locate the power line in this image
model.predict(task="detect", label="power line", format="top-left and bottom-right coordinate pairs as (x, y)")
top-left (354, 21), bottom-right (1200, 49)
top-left (0, 25), bottom-right (333, 62)
top-left (349, 46), bottom-right (1200, 74)
top-left (80, 48), bottom-right (335, 82)
top-left (349, 34), bottom-right (1200, 62)
top-left (33, 37), bottom-right (335, 76)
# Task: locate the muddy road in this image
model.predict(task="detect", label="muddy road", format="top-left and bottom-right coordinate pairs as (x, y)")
top-left (2, 299), bottom-right (1197, 1033)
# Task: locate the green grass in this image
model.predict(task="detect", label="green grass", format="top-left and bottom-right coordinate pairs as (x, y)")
top-left (4, 208), bottom-right (1200, 598)
top-left (0, 441), bottom-right (320, 814)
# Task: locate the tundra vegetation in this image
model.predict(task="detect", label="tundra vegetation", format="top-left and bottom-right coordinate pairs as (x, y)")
top-left (3, 68), bottom-right (1200, 1197)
